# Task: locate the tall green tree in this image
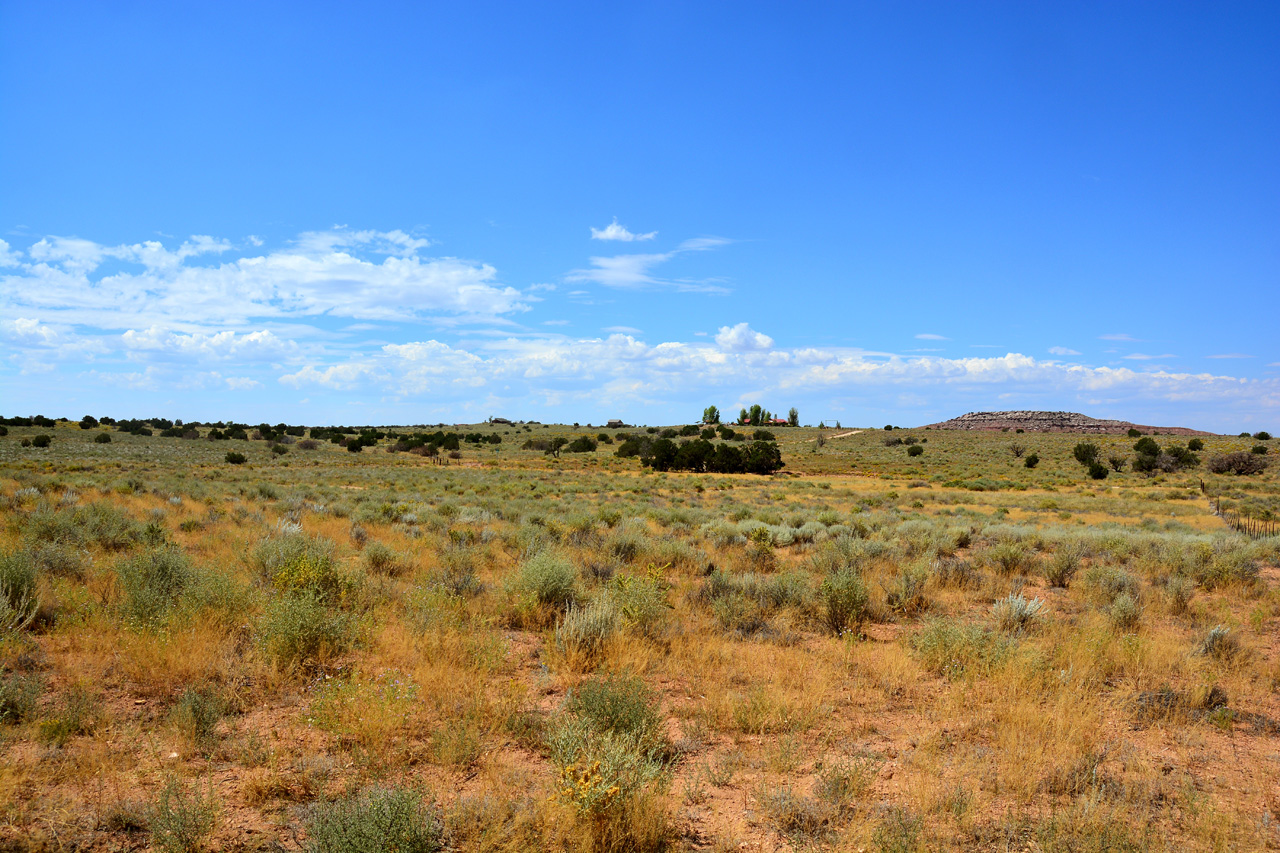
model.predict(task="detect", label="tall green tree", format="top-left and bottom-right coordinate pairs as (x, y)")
top-left (702, 405), bottom-right (720, 424)
top-left (787, 407), bottom-right (799, 427)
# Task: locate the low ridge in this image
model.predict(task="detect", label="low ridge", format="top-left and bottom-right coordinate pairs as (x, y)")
top-left (923, 410), bottom-right (1214, 436)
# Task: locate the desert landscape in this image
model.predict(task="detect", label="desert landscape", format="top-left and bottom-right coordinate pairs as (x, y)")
top-left (1, 414), bottom-right (1276, 851)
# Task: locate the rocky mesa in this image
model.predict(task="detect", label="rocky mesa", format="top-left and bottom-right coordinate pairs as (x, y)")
top-left (923, 410), bottom-right (1214, 436)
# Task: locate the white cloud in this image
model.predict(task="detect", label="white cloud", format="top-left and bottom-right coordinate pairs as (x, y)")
top-left (590, 218), bottom-right (657, 242)
top-left (0, 239), bottom-right (22, 267)
top-left (566, 234), bottom-right (731, 292)
top-left (272, 338), bottom-right (1280, 417)
top-left (603, 325), bottom-right (643, 335)
top-left (0, 229), bottom-right (526, 331)
top-left (915, 333), bottom-right (948, 341)
top-left (1122, 353), bottom-right (1177, 361)
top-left (120, 327), bottom-right (300, 362)
top-left (715, 323), bottom-right (773, 352)
top-left (1100, 333), bottom-right (1141, 342)
top-left (1206, 353), bottom-right (1253, 359)
top-left (542, 320), bottom-right (570, 326)
top-left (1049, 346), bottom-right (1082, 356)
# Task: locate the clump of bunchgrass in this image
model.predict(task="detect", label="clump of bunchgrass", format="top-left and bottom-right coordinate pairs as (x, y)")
top-left (554, 597), bottom-right (622, 670)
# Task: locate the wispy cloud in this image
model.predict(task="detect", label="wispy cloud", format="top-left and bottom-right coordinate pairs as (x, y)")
top-left (915, 333), bottom-right (948, 341)
top-left (1049, 346), bottom-right (1082, 356)
top-left (589, 217), bottom-right (657, 242)
top-left (1122, 353), bottom-right (1177, 361)
top-left (1100, 333), bottom-right (1141, 342)
top-left (1206, 353), bottom-right (1253, 359)
top-left (603, 325), bottom-right (643, 335)
top-left (566, 235), bottom-right (731, 292)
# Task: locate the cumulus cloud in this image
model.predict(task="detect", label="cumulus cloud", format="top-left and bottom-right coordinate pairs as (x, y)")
top-left (0, 228), bottom-right (527, 331)
top-left (119, 327), bottom-right (300, 362)
top-left (270, 337), bottom-right (1280, 418)
top-left (715, 323), bottom-right (774, 352)
top-left (0, 239), bottom-right (23, 267)
top-left (590, 218), bottom-right (657, 241)
top-left (1049, 346), bottom-right (1082, 356)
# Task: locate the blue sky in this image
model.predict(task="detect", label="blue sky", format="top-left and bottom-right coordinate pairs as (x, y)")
top-left (1, 2), bottom-right (1277, 430)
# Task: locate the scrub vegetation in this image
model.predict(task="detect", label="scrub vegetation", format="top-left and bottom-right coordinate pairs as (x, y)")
top-left (0, 418), bottom-right (1277, 851)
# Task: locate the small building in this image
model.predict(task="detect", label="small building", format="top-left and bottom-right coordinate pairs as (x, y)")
top-left (489, 417), bottom-right (513, 425)
top-left (607, 419), bottom-right (627, 429)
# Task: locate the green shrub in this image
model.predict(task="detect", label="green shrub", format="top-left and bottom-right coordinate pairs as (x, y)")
top-left (1165, 575), bottom-right (1195, 614)
top-left (1109, 592), bottom-right (1141, 631)
top-left (258, 592), bottom-right (357, 668)
top-left (608, 570), bottom-right (671, 637)
top-left (991, 593), bottom-right (1047, 634)
top-left (38, 685), bottom-right (101, 746)
top-left (1087, 461), bottom-right (1109, 480)
top-left (302, 783), bottom-right (442, 850)
top-left (1024, 453), bottom-right (1039, 469)
top-left (0, 550), bottom-right (39, 634)
top-left (1251, 444), bottom-right (1268, 455)
top-left (564, 672), bottom-right (668, 760)
top-left (911, 619), bottom-right (1011, 679)
top-left (0, 672), bottom-right (42, 724)
top-left (1072, 442), bottom-right (1100, 465)
top-left (170, 687), bottom-right (224, 750)
top-left (31, 435), bottom-right (51, 448)
top-left (1187, 438), bottom-right (1204, 451)
top-left (1206, 451), bottom-right (1267, 475)
top-left (1133, 436), bottom-right (1160, 456)
top-left (984, 541), bottom-right (1031, 576)
top-left (546, 717), bottom-right (670, 843)
top-left (1197, 625), bottom-right (1241, 663)
top-left (1082, 565), bottom-right (1140, 604)
top-left (819, 567), bottom-right (869, 634)
top-left (224, 452), bottom-right (246, 464)
top-left (94, 432), bottom-right (112, 444)
top-left (117, 547), bottom-right (191, 627)
top-left (554, 598), bottom-right (621, 668)
top-left (362, 541), bottom-right (409, 577)
top-left (906, 444), bottom-right (923, 457)
top-left (1254, 431), bottom-right (1272, 441)
top-left (883, 564), bottom-right (929, 616)
top-left (148, 777), bottom-right (219, 853)
top-left (1044, 546), bottom-right (1082, 588)
top-left (253, 534), bottom-right (353, 602)
top-left (510, 550), bottom-right (578, 610)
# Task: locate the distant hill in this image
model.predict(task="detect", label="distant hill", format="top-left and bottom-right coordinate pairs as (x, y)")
top-left (923, 411), bottom-right (1214, 436)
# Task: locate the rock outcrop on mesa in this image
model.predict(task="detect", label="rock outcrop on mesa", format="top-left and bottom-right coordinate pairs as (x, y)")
top-left (923, 411), bottom-right (1213, 436)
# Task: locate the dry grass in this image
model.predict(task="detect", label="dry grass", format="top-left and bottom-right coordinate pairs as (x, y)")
top-left (0, 422), bottom-right (1276, 850)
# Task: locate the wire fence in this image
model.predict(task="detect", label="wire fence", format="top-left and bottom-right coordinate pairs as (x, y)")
top-left (1212, 497), bottom-right (1280, 539)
